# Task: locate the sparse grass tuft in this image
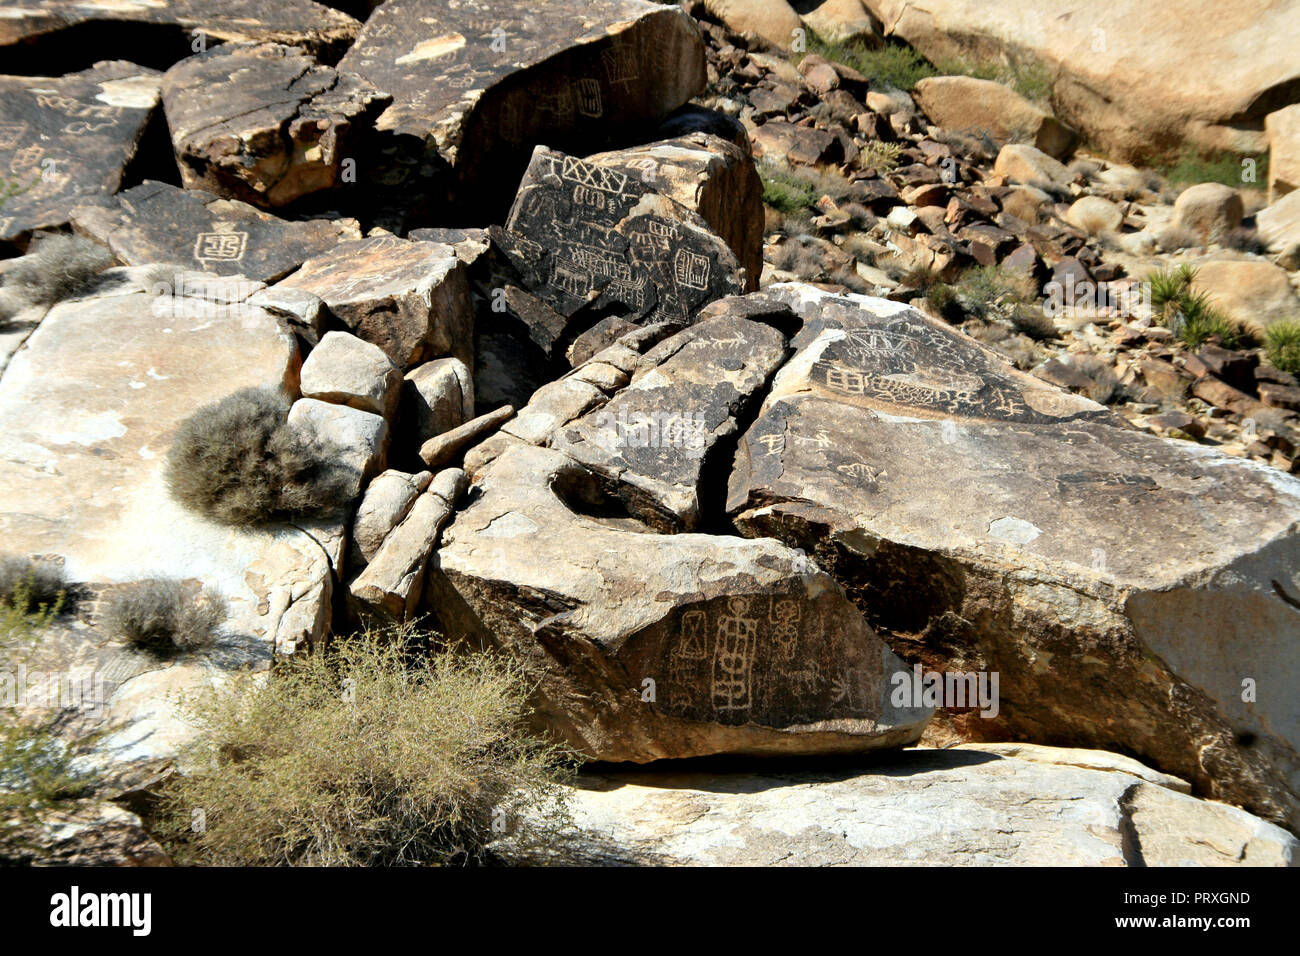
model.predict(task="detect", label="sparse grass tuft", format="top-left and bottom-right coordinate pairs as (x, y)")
top-left (1145, 264), bottom-right (1243, 348)
top-left (805, 36), bottom-right (936, 90)
top-left (931, 56), bottom-right (1054, 104)
top-left (1264, 320), bottom-right (1300, 375)
top-left (1163, 149), bottom-right (1268, 190)
top-left (759, 163), bottom-right (819, 214)
top-left (151, 623), bottom-right (578, 866)
top-left (100, 578), bottom-right (225, 658)
top-left (0, 556), bottom-right (66, 641)
top-left (3, 235), bottom-right (113, 307)
top-left (857, 140), bottom-right (903, 175)
top-left (166, 387), bottom-right (355, 526)
top-left (951, 265), bottom-right (1055, 339)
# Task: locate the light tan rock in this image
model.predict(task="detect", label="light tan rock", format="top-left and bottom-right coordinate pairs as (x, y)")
top-left (993, 143), bottom-right (1074, 187)
top-left (1257, 184), bottom-right (1300, 256)
top-left (287, 398), bottom-right (388, 496)
top-left (1173, 183), bottom-right (1244, 243)
top-left (1065, 195), bottom-right (1124, 234)
top-left (403, 357), bottom-right (475, 446)
top-left (300, 330), bottom-right (401, 418)
top-left (913, 76), bottom-right (1076, 159)
top-left (1190, 258), bottom-right (1300, 336)
top-left (798, 0), bottom-right (882, 46)
top-left (704, 0), bottom-right (802, 50)
top-left (350, 469), bottom-right (432, 565)
top-left (1265, 103), bottom-right (1300, 202)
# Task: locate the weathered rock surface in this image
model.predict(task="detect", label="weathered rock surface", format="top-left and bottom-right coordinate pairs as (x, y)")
top-left (703, 0), bottom-right (803, 51)
top-left (402, 357), bottom-right (474, 447)
top-left (993, 144), bottom-right (1074, 188)
top-left (913, 76), bottom-right (1076, 159)
top-left (429, 442), bottom-right (932, 762)
top-left (161, 43), bottom-right (390, 207)
top-left (287, 398), bottom-right (388, 497)
top-left (70, 182), bottom-right (361, 282)
top-left (495, 146), bottom-right (747, 339)
top-left (1257, 188), bottom-right (1300, 257)
top-left (859, 0), bottom-right (1300, 163)
top-left (350, 468), bottom-right (431, 566)
top-left (726, 284), bottom-right (1300, 831)
top-left (551, 313), bottom-right (789, 531)
top-left (497, 748), bottom-right (1298, 866)
top-left (1267, 104), bottom-right (1300, 202)
top-left (0, 0), bottom-right (360, 66)
top-left (338, 0), bottom-right (706, 211)
top-left (1172, 183), bottom-right (1244, 244)
top-left (299, 330), bottom-right (401, 418)
top-left (797, 0), bottom-right (882, 46)
top-left (1190, 258), bottom-right (1300, 335)
top-left (0, 62), bottom-right (160, 246)
top-left (0, 268), bottom-right (340, 766)
top-left (1, 801), bottom-right (170, 867)
top-left (276, 237), bottom-right (473, 368)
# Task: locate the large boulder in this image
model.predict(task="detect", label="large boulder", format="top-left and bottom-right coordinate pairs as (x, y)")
top-left (1190, 258), bottom-right (1300, 336)
top-left (1172, 182), bottom-right (1244, 244)
top-left (428, 442), bottom-right (933, 762)
top-left (912, 76), bottom-right (1077, 159)
top-left (498, 748), bottom-right (1299, 866)
top-left (161, 43), bottom-right (390, 208)
top-left (702, 0), bottom-right (803, 50)
top-left (70, 181), bottom-right (362, 282)
top-left (725, 284), bottom-right (1300, 831)
top-left (337, 0), bottom-right (706, 215)
top-left (0, 269), bottom-right (342, 769)
top-left (1257, 186), bottom-right (1300, 262)
top-left (858, 0), bottom-right (1299, 163)
top-left (1265, 103), bottom-right (1300, 202)
top-left (0, 62), bottom-right (160, 247)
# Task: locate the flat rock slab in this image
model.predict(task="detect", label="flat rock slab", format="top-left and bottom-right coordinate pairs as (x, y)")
top-left (337, 0), bottom-right (705, 210)
top-left (0, 268), bottom-right (341, 767)
top-left (275, 236), bottom-right (473, 369)
top-left (496, 146), bottom-right (746, 330)
top-left (162, 43), bottom-right (390, 207)
top-left (496, 748), bottom-right (1299, 866)
top-left (0, 61), bottom-right (160, 246)
top-left (726, 283), bottom-right (1300, 832)
top-left (552, 314), bottom-right (788, 530)
top-left (0, 0), bottom-right (360, 65)
top-left (71, 181), bottom-right (361, 282)
top-left (429, 442), bottom-right (931, 762)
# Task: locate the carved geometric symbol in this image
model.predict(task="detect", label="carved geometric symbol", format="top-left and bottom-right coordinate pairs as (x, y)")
top-left (673, 248), bottom-right (710, 291)
top-left (573, 78), bottom-right (602, 118)
top-left (711, 597), bottom-right (756, 713)
top-left (194, 230), bottom-right (248, 262)
top-left (560, 155), bottom-right (627, 194)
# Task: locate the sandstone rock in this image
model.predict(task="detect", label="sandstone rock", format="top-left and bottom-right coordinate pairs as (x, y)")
top-left (0, 0), bottom-right (360, 66)
top-left (797, 0), bottom-right (882, 46)
top-left (287, 398), bottom-right (388, 496)
top-left (913, 76), bottom-right (1076, 159)
top-left (501, 379), bottom-right (608, 445)
top-left (750, 121), bottom-right (840, 166)
top-left (497, 748), bottom-right (1298, 865)
top-left (992, 143), bottom-right (1074, 188)
top-left (726, 284), bottom-right (1300, 831)
top-left (338, 0), bottom-right (706, 214)
top-left (1265, 103), bottom-right (1300, 202)
top-left (350, 468), bottom-right (464, 620)
top-left (1256, 188), bottom-right (1300, 257)
top-left (430, 442), bottom-right (933, 762)
top-left (0, 269), bottom-right (340, 767)
top-left (0, 62), bottom-right (160, 246)
top-left (70, 181), bottom-right (361, 282)
top-left (858, 0), bottom-right (1300, 164)
top-left (350, 469), bottom-right (431, 566)
top-left (2, 801), bottom-right (170, 866)
top-left (551, 314), bottom-right (788, 531)
top-left (1190, 258), bottom-right (1300, 336)
top-left (1173, 183), bottom-right (1244, 244)
top-left (1065, 195), bottom-right (1123, 235)
top-left (419, 404), bottom-right (516, 469)
top-left (299, 330), bottom-right (401, 418)
top-left (161, 43), bottom-right (389, 208)
top-left (402, 357), bottom-right (475, 445)
top-left (494, 146), bottom-right (746, 332)
top-left (703, 0), bottom-right (802, 50)
top-left (583, 131), bottom-right (764, 291)
top-left (276, 237), bottom-right (473, 369)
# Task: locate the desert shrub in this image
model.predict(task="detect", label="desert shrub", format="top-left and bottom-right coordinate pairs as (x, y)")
top-left (857, 140), bottom-right (902, 175)
top-left (1264, 321), bottom-right (1300, 376)
top-left (1220, 227), bottom-right (1265, 254)
top-left (0, 720), bottom-right (95, 817)
top-left (759, 163), bottom-right (819, 214)
top-left (806, 35), bottom-right (935, 90)
top-left (952, 265), bottom-right (1054, 339)
top-left (3, 235), bottom-right (112, 307)
top-left (1148, 263), bottom-right (1197, 316)
top-left (925, 281), bottom-right (960, 321)
top-left (1145, 265), bottom-right (1243, 347)
top-left (0, 556), bottom-right (66, 641)
top-left (1163, 149), bottom-right (1267, 190)
top-left (151, 624), bottom-right (577, 866)
top-left (166, 386), bottom-right (355, 526)
top-left (100, 578), bottom-right (225, 658)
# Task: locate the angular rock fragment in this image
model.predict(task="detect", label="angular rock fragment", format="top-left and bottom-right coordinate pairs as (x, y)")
top-left (351, 468), bottom-right (432, 566)
top-left (275, 237), bottom-right (473, 368)
top-left (429, 442), bottom-right (933, 762)
top-left (287, 398), bottom-right (388, 497)
top-left (913, 76), bottom-right (1077, 159)
top-left (162, 43), bottom-right (390, 208)
top-left (420, 404), bottom-right (516, 470)
top-left (71, 181), bottom-right (361, 282)
top-left (337, 0), bottom-right (706, 213)
top-left (402, 357), bottom-right (475, 444)
top-left (300, 330), bottom-right (402, 418)
top-left (552, 314), bottom-right (789, 531)
top-left (726, 283), bottom-right (1300, 831)
top-left (0, 62), bottom-right (160, 246)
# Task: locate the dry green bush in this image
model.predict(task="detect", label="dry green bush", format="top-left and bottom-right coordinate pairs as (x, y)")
top-left (100, 578), bottom-right (225, 658)
top-left (152, 625), bottom-right (577, 866)
top-left (1264, 321), bottom-right (1300, 376)
top-left (3, 235), bottom-right (112, 306)
top-left (166, 386), bottom-right (355, 526)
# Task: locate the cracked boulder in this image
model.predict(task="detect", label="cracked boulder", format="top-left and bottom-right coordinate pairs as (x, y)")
top-left (427, 442), bottom-right (932, 762)
top-left (726, 283), bottom-right (1300, 832)
top-left (0, 268), bottom-right (342, 770)
top-left (161, 43), bottom-right (390, 208)
top-left (70, 181), bottom-right (361, 282)
top-left (275, 236), bottom-right (473, 369)
top-left (0, 62), bottom-right (160, 247)
top-left (337, 0), bottom-right (706, 215)
top-left (551, 311), bottom-right (789, 531)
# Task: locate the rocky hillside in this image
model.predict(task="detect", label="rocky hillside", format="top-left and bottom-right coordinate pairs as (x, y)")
top-left (0, 0), bottom-right (1298, 867)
